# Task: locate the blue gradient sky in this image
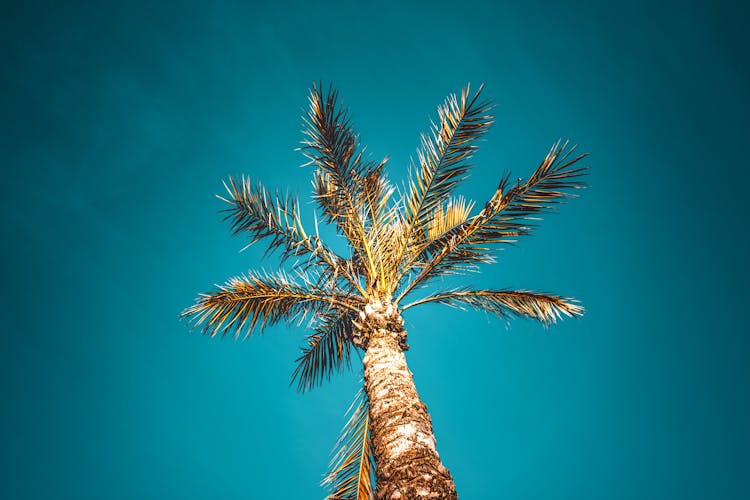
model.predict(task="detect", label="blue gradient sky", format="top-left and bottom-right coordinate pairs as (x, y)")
top-left (2, 1), bottom-right (748, 498)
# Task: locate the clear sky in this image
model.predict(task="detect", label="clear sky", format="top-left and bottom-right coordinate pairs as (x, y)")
top-left (2, 1), bottom-right (748, 498)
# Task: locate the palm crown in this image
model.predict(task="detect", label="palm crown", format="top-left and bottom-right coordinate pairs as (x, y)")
top-left (183, 83), bottom-right (587, 498)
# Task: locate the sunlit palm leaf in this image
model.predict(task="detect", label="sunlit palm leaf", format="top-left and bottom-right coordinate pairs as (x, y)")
top-left (301, 83), bottom-right (384, 288)
top-left (403, 289), bottom-right (584, 326)
top-left (426, 197), bottom-right (474, 242)
top-left (324, 388), bottom-right (374, 500)
top-left (292, 313), bottom-right (356, 393)
top-left (396, 140), bottom-right (587, 300)
top-left (396, 84), bottom-right (493, 277)
top-left (219, 176), bottom-right (342, 267)
top-left (302, 83), bottom-right (367, 242)
top-left (182, 271), bottom-right (361, 339)
top-left (367, 212), bottom-right (407, 294)
top-left (359, 162), bottom-right (399, 295)
top-left (468, 140), bottom-right (588, 246)
top-left (360, 159), bottom-right (394, 226)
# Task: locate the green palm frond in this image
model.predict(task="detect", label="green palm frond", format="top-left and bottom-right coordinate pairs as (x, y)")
top-left (403, 289), bottom-right (584, 326)
top-left (396, 140), bottom-right (587, 301)
top-left (324, 388), bottom-right (374, 500)
top-left (395, 84), bottom-right (493, 283)
top-left (181, 271), bottom-right (361, 339)
top-left (292, 313), bottom-right (356, 393)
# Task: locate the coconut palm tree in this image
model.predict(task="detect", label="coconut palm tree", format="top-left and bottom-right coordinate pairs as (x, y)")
top-left (182, 83), bottom-right (587, 499)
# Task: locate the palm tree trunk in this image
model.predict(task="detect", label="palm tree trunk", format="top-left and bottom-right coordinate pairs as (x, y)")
top-left (363, 328), bottom-right (458, 499)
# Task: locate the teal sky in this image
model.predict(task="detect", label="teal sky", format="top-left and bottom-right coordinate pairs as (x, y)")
top-left (2, 1), bottom-right (748, 498)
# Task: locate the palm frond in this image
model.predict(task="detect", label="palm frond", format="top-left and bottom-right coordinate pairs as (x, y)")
top-left (219, 176), bottom-right (340, 266)
top-left (364, 213), bottom-right (408, 299)
top-left (403, 289), bottom-right (584, 326)
top-left (427, 196), bottom-right (474, 242)
top-left (468, 140), bottom-right (588, 247)
top-left (396, 140), bottom-right (587, 301)
top-left (324, 388), bottom-right (374, 500)
top-left (395, 84), bottom-right (493, 277)
top-left (360, 158), bottom-right (394, 226)
top-left (301, 83), bottom-right (383, 287)
top-left (181, 271), bottom-right (361, 339)
top-left (301, 83), bottom-right (371, 198)
top-left (359, 161), bottom-right (399, 296)
top-left (292, 313), bottom-right (356, 393)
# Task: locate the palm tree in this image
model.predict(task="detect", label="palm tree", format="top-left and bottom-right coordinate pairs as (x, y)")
top-left (182, 83), bottom-right (587, 499)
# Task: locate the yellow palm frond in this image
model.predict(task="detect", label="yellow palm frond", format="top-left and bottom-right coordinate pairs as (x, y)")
top-left (181, 271), bottom-right (361, 339)
top-left (427, 196), bottom-right (474, 242)
top-left (395, 84), bottom-right (493, 279)
top-left (467, 140), bottom-right (588, 246)
top-left (395, 140), bottom-right (587, 302)
top-left (360, 158), bottom-right (394, 226)
top-left (301, 83), bottom-right (385, 290)
top-left (324, 388), bottom-right (374, 500)
top-left (403, 289), bottom-right (584, 326)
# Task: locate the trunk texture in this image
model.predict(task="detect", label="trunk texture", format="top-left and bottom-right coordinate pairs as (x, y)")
top-left (363, 328), bottom-right (457, 499)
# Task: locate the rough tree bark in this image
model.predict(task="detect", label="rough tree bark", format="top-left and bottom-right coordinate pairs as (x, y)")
top-left (362, 327), bottom-right (458, 499)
